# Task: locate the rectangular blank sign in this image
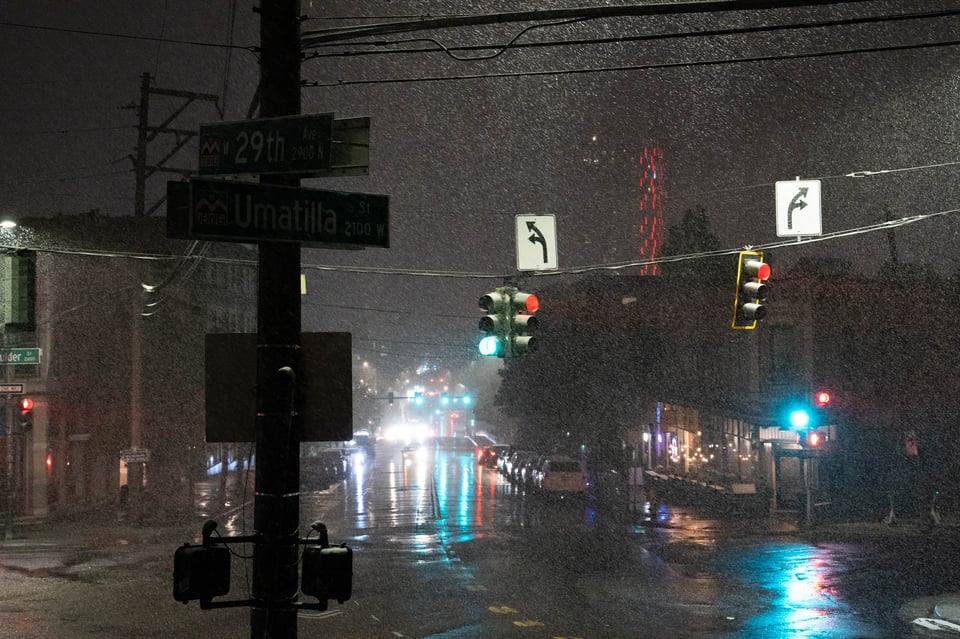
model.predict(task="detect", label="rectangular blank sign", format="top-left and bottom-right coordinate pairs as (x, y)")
top-left (205, 332), bottom-right (353, 442)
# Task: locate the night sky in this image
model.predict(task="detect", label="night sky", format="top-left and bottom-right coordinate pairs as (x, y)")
top-left (3, 1), bottom-right (960, 371)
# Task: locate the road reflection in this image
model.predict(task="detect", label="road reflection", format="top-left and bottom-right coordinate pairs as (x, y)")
top-left (719, 541), bottom-right (887, 638)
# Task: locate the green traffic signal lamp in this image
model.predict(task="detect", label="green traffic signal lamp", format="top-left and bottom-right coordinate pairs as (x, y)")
top-left (478, 335), bottom-right (502, 357)
top-left (789, 408), bottom-right (811, 429)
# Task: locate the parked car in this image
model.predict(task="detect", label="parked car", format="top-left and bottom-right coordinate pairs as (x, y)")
top-left (478, 444), bottom-right (510, 469)
top-left (507, 450), bottom-right (537, 485)
top-left (534, 456), bottom-right (587, 495)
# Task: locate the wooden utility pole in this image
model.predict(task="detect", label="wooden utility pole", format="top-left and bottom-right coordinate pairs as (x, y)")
top-left (251, 2), bottom-right (303, 637)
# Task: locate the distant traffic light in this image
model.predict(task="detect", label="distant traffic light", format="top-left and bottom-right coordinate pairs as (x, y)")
top-left (508, 290), bottom-right (539, 356)
top-left (19, 397), bottom-right (34, 430)
top-left (806, 431), bottom-right (823, 448)
top-left (789, 408), bottom-right (811, 429)
top-left (732, 251), bottom-right (771, 330)
top-left (815, 390), bottom-right (831, 407)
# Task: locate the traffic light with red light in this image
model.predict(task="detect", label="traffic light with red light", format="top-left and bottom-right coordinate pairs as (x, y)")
top-left (508, 290), bottom-right (539, 356)
top-left (815, 391), bottom-right (831, 407)
top-left (806, 431), bottom-right (824, 448)
top-left (18, 397), bottom-right (34, 430)
top-left (732, 251), bottom-right (771, 329)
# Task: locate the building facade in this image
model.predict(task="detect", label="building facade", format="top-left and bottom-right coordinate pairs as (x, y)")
top-left (0, 213), bottom-right (256, 520)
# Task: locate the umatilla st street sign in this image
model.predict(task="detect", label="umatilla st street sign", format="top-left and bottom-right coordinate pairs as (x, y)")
top-left (167, 178), bottom-right (389, 248)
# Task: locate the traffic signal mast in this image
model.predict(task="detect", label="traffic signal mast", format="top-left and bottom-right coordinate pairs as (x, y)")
top-left (478, 286), bottom-right (539, 358)
top-left (732, 250), bottom-right (771, 330)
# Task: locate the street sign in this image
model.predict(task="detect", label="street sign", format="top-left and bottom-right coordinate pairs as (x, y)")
top-left (327, 117), bottom-right (370, 177)
top-left (121, 448), bottom-right (150, 463)
top-left (516, 214), bottom-right (558, 271)
top-left (776, 179), bottom-right (822, 236)
top-left (0, 384), bottom-right (23, 394)
top-left (0, 348), bottom-right (40, 365)
top-left (166, 178), bottom-right (389, 248)
top-left (198, 113), bottom-right (334, 176)
top-left (205, 332), bottom-right (353, 443)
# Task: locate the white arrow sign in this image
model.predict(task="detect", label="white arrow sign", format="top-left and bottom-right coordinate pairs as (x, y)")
top-left (516, 215), bottom-right (558, 271)
top-left (776, 179), bottom-right (822, 237)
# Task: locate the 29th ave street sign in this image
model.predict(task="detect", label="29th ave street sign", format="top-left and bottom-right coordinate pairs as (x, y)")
top-left (167, 178), bottom-right (389, 248)
top-left (198, 113), bottom-right (334, 176)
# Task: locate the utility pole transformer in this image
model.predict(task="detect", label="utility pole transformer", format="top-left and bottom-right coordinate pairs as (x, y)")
top-left (252, 2), bottom-right (303, 637)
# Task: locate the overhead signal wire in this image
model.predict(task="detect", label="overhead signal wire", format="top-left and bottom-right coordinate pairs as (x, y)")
top-left (0, 204), bottom-right (954, 280)
top-left (302, 8), bottom-right (960, 62)
top-left (302, 35), bottom-right (960, 89)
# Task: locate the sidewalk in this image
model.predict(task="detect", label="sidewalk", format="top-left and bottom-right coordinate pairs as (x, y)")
top-left (1, 509), bottom-right (197, 578)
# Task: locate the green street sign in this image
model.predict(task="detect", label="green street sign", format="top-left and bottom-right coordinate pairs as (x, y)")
top-left (166, 178), bottom-right (390, 248)
top-left (198, 113), bottom-right (334, 176)
top-left (0, 348), bottom-right (40, 365)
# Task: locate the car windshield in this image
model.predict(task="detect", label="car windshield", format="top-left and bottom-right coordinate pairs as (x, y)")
top-left (1, 3), bottom-right (956, 638)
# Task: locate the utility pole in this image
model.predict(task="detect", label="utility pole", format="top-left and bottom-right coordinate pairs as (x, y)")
top-left (251, 2), bottom-right (302, 637)
top-left (131, 72), bottom-right (220, 218)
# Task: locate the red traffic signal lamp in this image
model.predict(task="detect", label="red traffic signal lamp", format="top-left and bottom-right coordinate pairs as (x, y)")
top-left (815, 391), bottom-right (831, 407)
top-left (806, 431), bottom-right (823, 448)
top-left (732, 251), bottom-right (771, 330)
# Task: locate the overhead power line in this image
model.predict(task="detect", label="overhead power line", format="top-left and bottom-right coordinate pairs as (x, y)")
top-left (303, 36), bottom-right (960, 89)
top-left (300, 0), bottom-right (882, 47)
top-left (0, 20), bottom-right (255, 52)
top-left (0, 205), bottom-right (954, 280)
top-left (303, 8), bottom-right (960, 63)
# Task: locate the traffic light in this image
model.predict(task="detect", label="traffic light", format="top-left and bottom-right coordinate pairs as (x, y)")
top-left (173, 543), bottom-right (231, 604)
top-left (806, 431), bottom-right (824, 448)
top-left (301, 544), bottom-right (353, 609)
top-left (19, 397), bottom-right (34, 430)
top-left (732, 250), bottom-right (771, 329)
top-left (789, 407), bottom-right (811, 429)
top-left (478, 289), bottom-right (509, 357)
top-left (508, 290), bottom-right (539, 356)
top-left (815, 390), bottom-right (831, 407)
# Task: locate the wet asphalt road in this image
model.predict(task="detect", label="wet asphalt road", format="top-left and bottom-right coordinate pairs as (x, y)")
top-left (2, 440), bottom-right (958, 638)
top-left (294, 442), bottom-right (959, 638)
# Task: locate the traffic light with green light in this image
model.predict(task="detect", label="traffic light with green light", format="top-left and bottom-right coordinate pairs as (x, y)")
top-left (732, 250), bottom-right (771, 329)
top-left (478, 289), bottom-right (508, 357)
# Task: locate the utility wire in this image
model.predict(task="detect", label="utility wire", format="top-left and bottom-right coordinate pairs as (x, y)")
top-left (303, 36), bottom-right (960, 88)
top-left (1, 204), bottom-right (954, 280)
top-left (302, 8), bottom-right (960, 62)
top-left (0, 20), bottom-right (255, 52)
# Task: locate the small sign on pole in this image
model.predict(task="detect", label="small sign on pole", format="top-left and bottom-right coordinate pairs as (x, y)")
top-left (516, 215), bottom-right (558, 271)
top-left (776, 179), bottom-right (822, 237)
